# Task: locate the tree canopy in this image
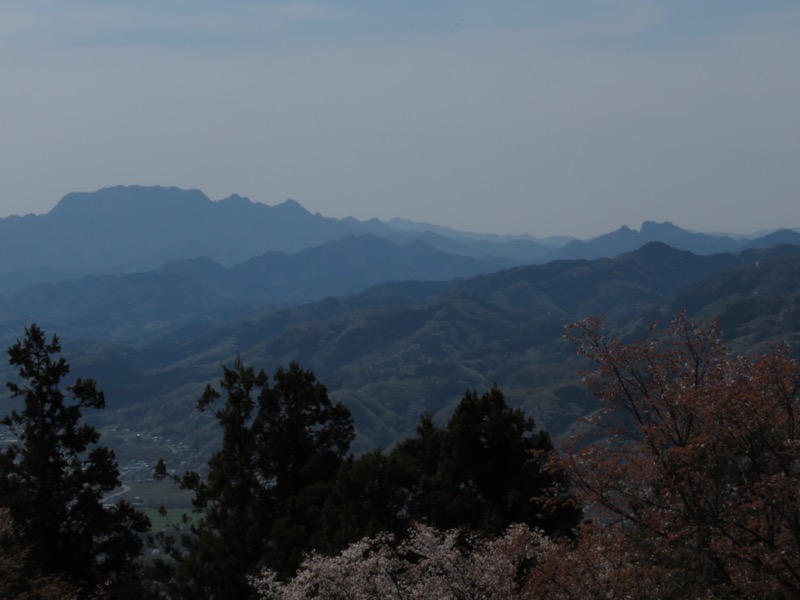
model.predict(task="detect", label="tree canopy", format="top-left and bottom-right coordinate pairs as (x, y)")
top-left (11, 314), bottom-right (800, 598)
top-left (326, 385), bottom-right (580, 546)
top-left (0, 324), bottom-right (150, 598)
top-left (391, 386), bottom-right (580, 536)
top-left (539, 313), bottom-right (800, 598)
top-left (157, 358), bottom-right (355, 599)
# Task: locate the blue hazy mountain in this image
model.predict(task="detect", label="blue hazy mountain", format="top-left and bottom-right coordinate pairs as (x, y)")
top-left (0, 234), bottom-right (509, 341)
top-left (1, 186), bottom-right (796, 295)
top-left (0, 186), bottom-right (392, 280)
top-left (28, 241), bottom-right (799, 453)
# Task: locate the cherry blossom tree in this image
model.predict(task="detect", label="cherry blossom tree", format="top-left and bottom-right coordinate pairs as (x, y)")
top-left (537, 313), bottom-right (800, 598)
top-left (250, 522), bottom-right (551, 600)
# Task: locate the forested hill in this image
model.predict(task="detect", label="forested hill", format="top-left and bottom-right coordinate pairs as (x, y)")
top-left (1, 185), bottom-right (799, 453)
top-left (26, 241), bottom-right (800, 453)
top-left (0, 234), bottom-right (508, 342)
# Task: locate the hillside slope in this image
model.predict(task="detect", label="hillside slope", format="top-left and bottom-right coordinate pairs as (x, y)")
top-left (35, 243), bottom-right (800, 454)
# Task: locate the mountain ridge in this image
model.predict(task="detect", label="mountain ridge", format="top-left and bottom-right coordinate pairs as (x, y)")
top-left (0, 233), bottom-right (507, 342)
top-left (18, 241), bottom-right (794, 454)
top-left (2, 186), bottom-right (797, 296)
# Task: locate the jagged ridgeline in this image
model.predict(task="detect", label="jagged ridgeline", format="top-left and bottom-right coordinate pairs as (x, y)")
top-left (0, 185), bottom-right (799, 453)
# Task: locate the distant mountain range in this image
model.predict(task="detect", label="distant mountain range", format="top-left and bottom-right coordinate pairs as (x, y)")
top-left (0, 234), bottom-right (508, 341)
top-left (1, 185), bottom-right (798, 294)
top-left (1, 185), bottom-right (799, 458)
top-left (0, 186), bottom-right (387, 287)
top-left (5, 241), bottom-right (795, 454)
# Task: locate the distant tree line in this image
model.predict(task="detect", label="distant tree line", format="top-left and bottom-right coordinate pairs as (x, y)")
top-left (2, 315), bottom-right (800, 598)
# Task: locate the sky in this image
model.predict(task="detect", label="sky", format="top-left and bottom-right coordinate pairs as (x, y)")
top-left (1, 1), bottom-right (799, 239)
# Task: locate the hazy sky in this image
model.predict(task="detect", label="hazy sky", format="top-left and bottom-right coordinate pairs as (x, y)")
top-left (2, 1), bottom-right (798, 238)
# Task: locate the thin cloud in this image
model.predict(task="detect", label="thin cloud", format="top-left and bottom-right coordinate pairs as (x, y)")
top-left (0, 1), bottom-right (341, 53)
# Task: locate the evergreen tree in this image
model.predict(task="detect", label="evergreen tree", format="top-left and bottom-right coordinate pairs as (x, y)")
top-left (0, 324), bottom-right (150, 598)
top-left (322, 448), bottom-right (410, 549)
top-left (258, 362), bottom-right (355, 576)
top-left (0, 508), bottom-right (80, 599)
top-left (332, 387), bottom-right (580, 544)
top-left (158, 359), bottom-right (355, 599)
top-left (158, 357), bottom-right (270, 600)
top-left (391, 386), bottom-right (580, 536)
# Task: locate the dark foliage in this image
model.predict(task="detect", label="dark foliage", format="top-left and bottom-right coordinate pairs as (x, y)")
top-left (327, 386), bottom-right (581, 545)
top-left (0, 324), bottom-right (150, 599)
top-left (156, 359), bottom-right (354, 599)
top-left (393, 386), bottom-right (580, 536)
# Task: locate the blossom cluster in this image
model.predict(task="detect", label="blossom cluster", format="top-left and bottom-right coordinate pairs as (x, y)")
top-left (250, 523), bottom-right (551, 600)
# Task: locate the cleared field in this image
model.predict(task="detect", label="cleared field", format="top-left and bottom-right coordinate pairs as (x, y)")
top-left (145, 508), bottom-right (199, 532)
